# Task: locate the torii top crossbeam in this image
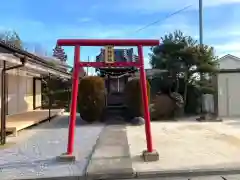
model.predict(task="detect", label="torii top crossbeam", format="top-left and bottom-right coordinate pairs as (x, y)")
top-left (57, 39), bottom-right (159, 46)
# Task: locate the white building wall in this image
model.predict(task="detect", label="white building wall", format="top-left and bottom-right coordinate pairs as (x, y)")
top-left (217, 55), bottom-right (240, 117)
top-left (35, 79), bottom-right (42, 108)
top-left (219, 57), bottom-right (240, 69)
top-left (0, 68), bottom-right (42, 117)
top-left (218, 73), bottom-right (228, 117)
top-left (7, 73), bottom-right (33, 115)
top-left (228, 73), bottom-right (240, 116)
top-left (0, 71), bottom-right (2, 117)
top-left (7, 74), bottom-right (19, 114)
top-left (25, 76), bottom-right (34, 111)
top-left (218, 73), bottom-right (240, 117)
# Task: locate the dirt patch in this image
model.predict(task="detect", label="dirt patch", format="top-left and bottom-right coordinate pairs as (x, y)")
top-left (210, 133), bottom-right (240, 147)
top-left (177, 124), bottom-right (207, 131)
top-left (177, 124), bottom-right (240, 147)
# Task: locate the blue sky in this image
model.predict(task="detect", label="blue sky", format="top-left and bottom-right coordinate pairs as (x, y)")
top-left (1, 0), bottom-right (240, 70)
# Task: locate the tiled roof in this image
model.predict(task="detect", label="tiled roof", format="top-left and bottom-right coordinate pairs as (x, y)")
top-left (0, 40), bottom-right (71, 76)
top-left (96, 48), bottom-right (138, 62)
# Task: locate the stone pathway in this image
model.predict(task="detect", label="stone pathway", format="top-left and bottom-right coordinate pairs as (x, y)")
top-left (0, 115), bottom-right (104, 180)
top-left (86, 125), bottom-right (134, 179)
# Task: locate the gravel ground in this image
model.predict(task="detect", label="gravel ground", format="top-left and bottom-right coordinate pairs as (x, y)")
top-left (116, 175), bottom-right (239, 180)
top-left (0, 114), bottom-right (104, 180)
top-left (126, 121), bottom-right (240, 173)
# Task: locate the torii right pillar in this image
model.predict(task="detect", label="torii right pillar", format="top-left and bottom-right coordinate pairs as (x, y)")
top-left (138, 45), bottom-right (159, 162)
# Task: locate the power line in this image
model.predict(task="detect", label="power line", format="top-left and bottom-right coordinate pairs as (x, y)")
top-left (133, 5), bottom-right (193, 34)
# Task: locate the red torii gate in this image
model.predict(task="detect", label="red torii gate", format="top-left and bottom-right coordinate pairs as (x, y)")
top-left (57, 39), bottom-right (159, 161)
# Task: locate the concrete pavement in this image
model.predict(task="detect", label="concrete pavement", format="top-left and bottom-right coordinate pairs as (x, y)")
top-left (1, 116), bottom-right (240, 179)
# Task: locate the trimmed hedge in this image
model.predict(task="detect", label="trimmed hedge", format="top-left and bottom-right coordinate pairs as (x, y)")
top-left (124, 78), bottom-right (150, 118)
top-left (78, 76), bottom-right (105, 123)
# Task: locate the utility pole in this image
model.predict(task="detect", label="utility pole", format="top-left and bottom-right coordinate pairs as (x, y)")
top-left (199, 0), bottom-right (205, 116)
top-left (199, 0), bottom-right (203, 114)
top-left (199, 0), bottom-right (203, 46)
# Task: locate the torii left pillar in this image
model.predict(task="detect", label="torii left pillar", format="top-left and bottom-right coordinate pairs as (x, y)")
top-left (56, 46), bottom-right (80, 162)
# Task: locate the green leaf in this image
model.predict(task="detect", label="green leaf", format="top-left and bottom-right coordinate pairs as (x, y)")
top-left (149, 30), bottom-right (218, 94)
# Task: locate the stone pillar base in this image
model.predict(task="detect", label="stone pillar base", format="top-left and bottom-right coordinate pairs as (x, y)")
top-left (56, 153), bottom-right (76, 162)
top-left (141, 150), bottom-right (159, 162)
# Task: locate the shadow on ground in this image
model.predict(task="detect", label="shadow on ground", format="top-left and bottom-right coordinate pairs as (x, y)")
top-left (25, 114), bottom-right (103, 130)
top-left (0, 158), bottom-right (60, 170)
top-left (12, 111), bottom-right (130, 132)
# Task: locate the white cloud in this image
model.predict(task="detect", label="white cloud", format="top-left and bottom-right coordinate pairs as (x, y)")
top-left (207, 0), bottom-right (240, 6)
top-left (4, 7), bottom-right (240, 61)
top-left (214, 42), bottom-right (240, 52)
top-left (213, 41), bottom-right (240, 58)
top-left (78, 17), bottom-right (92, 23)
top-left (111, 0), bottom-right (240, 13)
top-left (203, 28), bottom-right (240, 40)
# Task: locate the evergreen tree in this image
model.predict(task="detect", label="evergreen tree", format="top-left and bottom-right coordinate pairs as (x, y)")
top-left (0, 30), bottom-right (23, 49)
top-left (53, 45), bottom-right (67, 62)
top-left (149, 30), bottom-right (218, 111)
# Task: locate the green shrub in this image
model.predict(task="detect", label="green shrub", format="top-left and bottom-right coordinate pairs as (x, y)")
top-left (151, 93), bottom-right (175, 120)
top-left (78, 76), bottom-right (106, 123)
top-left (124, 78), bottom-right (150, 118)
